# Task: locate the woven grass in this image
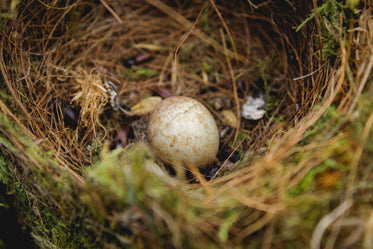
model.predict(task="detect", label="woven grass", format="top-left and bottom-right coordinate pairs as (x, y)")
top-left (0, 0), bottom-right (372, 248)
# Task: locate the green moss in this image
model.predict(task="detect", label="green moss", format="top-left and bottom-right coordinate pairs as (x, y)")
top-left (0, 114), bottom-right (100, 248)
top-left (295, 0), bottom-right (361, 59)
top-left (285, 104), bottom-right (355, 196)
top-left (287, 157), bottom-right (346, 196)
top-left (253, 54), bottom-right (282, 115)
top-left (0, 0), bottom-right (20, 19)
top-left (300, 105), bottom-right (347, 145)
top-left (120, 67), bottom-right (157, 79)
top-left (199, 6), bottom-right (211, 33)
top-left (346, 0), bottom-right (360, 9)
top-left (276, 78), bottom-right (373, 246)
top-left (218, 209), bottom-right (237, 242)
top-left (202, 61), bottom-right (215, 73)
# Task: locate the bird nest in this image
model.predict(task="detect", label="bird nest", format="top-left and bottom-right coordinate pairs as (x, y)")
top-left (0, 0), bottom-right (373, 248)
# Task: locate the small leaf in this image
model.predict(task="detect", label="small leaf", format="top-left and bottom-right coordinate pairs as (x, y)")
top-left (131, 96), bottom-right (162, 115)
top-left (153, 87), bottom-right (173, 98)
top-left (221, 110), bottom-right (238, 127)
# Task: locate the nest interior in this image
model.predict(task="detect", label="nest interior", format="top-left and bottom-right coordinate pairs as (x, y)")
top-left (0, 0), bottom-right (373, 248)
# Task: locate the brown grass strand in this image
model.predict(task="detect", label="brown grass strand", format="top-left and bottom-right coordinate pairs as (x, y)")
top-left (347, 110), bottom-right (373, 196)
top-left (145, 0), bottom-right (246, 62)
top-left (312, 0), bottom-right (323, 62)
top-left (209, 0), bottom-right (238, 62)
top-left (219, 28), bottom-right (241, 147)
top-left (99, 0), bottom-right (123, 24)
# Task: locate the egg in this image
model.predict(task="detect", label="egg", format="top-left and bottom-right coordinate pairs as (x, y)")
top-left (148, 96), bottom-right (219, 169)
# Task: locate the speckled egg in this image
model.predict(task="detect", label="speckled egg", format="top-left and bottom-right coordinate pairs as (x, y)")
top-left (147, 96), bottom-right (219, 169)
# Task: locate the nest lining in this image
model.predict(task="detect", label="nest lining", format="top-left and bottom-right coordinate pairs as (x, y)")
top-left (0, 0), bottom-right (372, 248)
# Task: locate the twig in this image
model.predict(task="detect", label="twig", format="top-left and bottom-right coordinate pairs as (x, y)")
top-left (310, 199), bottom-right (353, 249)
top-left (16, 52), bottom-right (30, 82)
top-left (172, 2), bottom-right (207, 92)
top-left (145, 0), bottom-right (246, 62)
top-left (364, 211), bottom-right (373, 249)
top-left (347, 110), bottom-right (373, 196)
top-left (212, 137), bottom-right (244, 180)
top-left (189, 163), bottom-right (214, 196)
top-left (246, 0), bottom-right (258, 9)
top-left (348, 58), bottom-right (373, 114)
top-left (293, 64), bottom-right (323, 81)
top-left (99, 0), bottom-right (123, 24)
top-left (209, 0), bottom-right (238, 62)
top-left (312, 0), bottom-right (323, 62)
top-left (174, 2), bottom-right (207, 59)
top-left (220, 28), bottom-right (241, 145)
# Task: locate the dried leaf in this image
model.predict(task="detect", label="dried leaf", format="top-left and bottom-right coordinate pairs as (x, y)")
top-left (111, 124), bottom-right (131, 149)
top-left (153, 87), bottom-right (173, 98)
top-left (133, 43), bottom-right (165, 51)
top-left (123, 53), bottom-right (153, 68)
top-left (316, 170), bottom-right (344, 189)
top-left (131, 96), bottom-right (162, 115)
top-left (221, 110), bottom-right (238, 127)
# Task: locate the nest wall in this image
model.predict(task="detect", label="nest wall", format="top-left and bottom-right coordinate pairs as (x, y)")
top-left (0, 0), bottom-right (372, 248)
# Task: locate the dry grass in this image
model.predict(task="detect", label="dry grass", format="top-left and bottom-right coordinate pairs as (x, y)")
top-left (0, 0), bottom-right (372, 248)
